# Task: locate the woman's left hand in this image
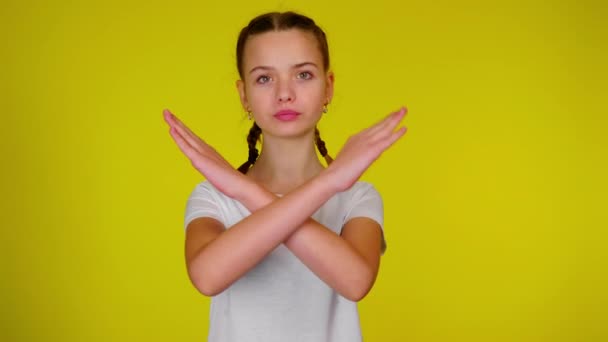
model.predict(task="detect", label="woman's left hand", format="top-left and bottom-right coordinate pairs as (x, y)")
top-left (163, 109), bottom-right (253, 200)
top-left (322, 107), bottom-right (407, 192)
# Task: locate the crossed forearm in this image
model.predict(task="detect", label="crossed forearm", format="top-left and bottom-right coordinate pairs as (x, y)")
top-left (190, 172), bottom-right (335, 295)
top-left (191, 172), bottom-right (373, 300)
top-left (239, 181), bottom-right (376, 301)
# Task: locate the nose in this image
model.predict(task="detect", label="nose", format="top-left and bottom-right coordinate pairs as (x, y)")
top-left (276, 79), bottom-right (295, 103)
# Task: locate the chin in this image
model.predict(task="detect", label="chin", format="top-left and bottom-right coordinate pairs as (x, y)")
top-left (263, 123), bottom-right (318, 140)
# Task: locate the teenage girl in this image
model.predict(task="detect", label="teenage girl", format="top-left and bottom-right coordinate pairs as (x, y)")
top-left (164, 11), bottom-right (407, 342)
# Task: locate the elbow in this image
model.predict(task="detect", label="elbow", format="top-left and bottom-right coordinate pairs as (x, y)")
top-left (344, 284), bottom-right (372, 302)
top-left (191, 277), bottom-right (223, 297)
top-left (342, 269), bottom-right (376, 302)
top-left (187, 263), bottom-right (226, 297)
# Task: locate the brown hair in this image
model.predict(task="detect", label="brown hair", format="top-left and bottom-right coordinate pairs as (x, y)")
top-left (236, 11), bottom-right (333, 174)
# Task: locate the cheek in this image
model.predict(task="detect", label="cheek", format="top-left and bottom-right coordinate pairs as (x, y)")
top-left (311, 89), bottom-right (328, 106)
top-left (245, 88), bottom-right (269, 107)
top-left (300, 81), bottom-right (327, 99)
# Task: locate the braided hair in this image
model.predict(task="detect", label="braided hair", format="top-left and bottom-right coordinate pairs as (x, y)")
top-left (314, 127), bottom-right (334, 166)
top-left (236, 12), bottom-right (334, 174)
top-left (237, 122), bottom-right (262, 174)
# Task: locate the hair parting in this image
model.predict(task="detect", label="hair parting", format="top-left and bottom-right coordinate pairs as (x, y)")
top-left (236, 11), bottom-right (330, 79)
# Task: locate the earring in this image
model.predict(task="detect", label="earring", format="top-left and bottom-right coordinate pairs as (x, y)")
top-left (247, 109), bottom-right (252, 120)
top-left (322, 104), bottom-right (328, 114)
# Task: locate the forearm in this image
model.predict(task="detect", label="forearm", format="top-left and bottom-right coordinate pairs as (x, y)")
top-left (283, 222), bottom-right (377, 301)
top-left (234, 177), bottom-right (377, 301)
top-left (189, 173), bottom-right (337, 296)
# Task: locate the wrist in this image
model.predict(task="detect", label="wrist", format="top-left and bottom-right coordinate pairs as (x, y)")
top-left (315, 167), bottom-right (343, 197)
top-left (238, 179), bottom-right (275, 211)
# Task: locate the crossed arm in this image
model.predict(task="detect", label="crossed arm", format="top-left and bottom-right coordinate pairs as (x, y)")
top-left (186, 176), bottom-right (383, 301)
top-left (164, 108), bottom-right (406, 301)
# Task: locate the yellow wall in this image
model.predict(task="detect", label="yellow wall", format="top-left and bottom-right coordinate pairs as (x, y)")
top-left (2, 0), bottom-right (606, 341)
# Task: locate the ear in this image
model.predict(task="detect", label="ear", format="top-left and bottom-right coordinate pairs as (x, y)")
top-left (325, 71), bottom-right (335, 104)
top-left (236, 79), bottom-right (249, 111)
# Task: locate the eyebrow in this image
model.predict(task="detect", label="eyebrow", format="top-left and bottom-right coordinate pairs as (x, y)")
top-left (248, 62), bottom-right (319, 74)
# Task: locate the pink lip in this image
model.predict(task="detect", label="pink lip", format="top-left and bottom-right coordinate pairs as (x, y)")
top-left (274, 110), bottom-right (301, 121)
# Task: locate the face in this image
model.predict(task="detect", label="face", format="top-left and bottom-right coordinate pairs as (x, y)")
top-left (237, 29), bottom-right (334, 139)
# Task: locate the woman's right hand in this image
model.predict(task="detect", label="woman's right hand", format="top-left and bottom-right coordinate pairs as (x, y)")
top-left (323, 107), bottom-right (408, 192)
top-left (163, 109), bottom-right (255, 200)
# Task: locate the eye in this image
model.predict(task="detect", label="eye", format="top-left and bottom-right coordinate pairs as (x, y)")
top-left (297, 71), bottom-right (313, 80)
top-left (256, 75), bottom-right (271, 84)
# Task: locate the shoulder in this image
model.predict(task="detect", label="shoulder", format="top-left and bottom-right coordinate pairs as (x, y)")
top-left (185, 180), bottom-right (251, 229)
top-left (184, 181), bottom-right (228, 229)
top-left (338, 181), bottom-right (384, 227)
top-left (353, 181), bottom-right (381, 194)
top-left (342, 181), bottom-right (383, 202)
top-left (187, 181), bottom-right (231, 203)
top-left (327, 181), bottom-right (383, 209)
top-left (186, 180), bottom-right (241, 212)
top-left (191, 180), bottom-right (220, 195)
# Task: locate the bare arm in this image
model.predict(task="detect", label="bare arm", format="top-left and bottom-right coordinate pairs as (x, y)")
top-left (165, 108), bottom-right (405, 298)
top-left (185, 172), bottom-right (337, 297)
top-left (233, 186), bottom-right (384, 301)
top-left (284, 217), bottom-right (383, 301)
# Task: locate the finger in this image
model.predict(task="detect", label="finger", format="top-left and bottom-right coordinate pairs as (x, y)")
top-left (368, 107), bottom-right (407, 136)
top-left (169, 126), bottom-right (204, 163)
top-left (164, 109), bottom-right (195, 139)
top-left (370, 109), bottom-right (407, 142)
top-left (167, 115), bottom-right (232, 168)
top-left (367, 109), bottom-right (400, 133)
top-left (171, 117), bottom-right (231, 166)
top-left (379, 126), bottom-right (407, 151)
top-left (163, 109), bottom-right (197, 141)
top-left (173, 114), bottom-right (204, 143)
top-left (163, 108), bottom-right (173, 125)
top-left (164, 110), bottom-right (207, 154)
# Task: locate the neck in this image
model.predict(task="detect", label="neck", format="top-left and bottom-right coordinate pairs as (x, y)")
top-left (247, 132), bottom-right (325, 194)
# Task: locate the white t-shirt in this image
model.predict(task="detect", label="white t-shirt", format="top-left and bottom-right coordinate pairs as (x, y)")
top-left (184, 181), bottom-right (385, 342)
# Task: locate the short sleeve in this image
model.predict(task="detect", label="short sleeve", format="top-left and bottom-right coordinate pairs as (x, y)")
top-left (343, 182), bottom-right (387, 253)
top-left (184, 181), bottom-right (224, 231)
top-left (344, 182), bottom-right (384, 228)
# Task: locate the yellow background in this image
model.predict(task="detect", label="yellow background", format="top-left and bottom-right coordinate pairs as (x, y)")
top-left (2, 0), bottom-right (606, 341)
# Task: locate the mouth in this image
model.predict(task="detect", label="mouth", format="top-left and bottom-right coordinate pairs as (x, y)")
top-left (274, 110), bottom-right (301, 122)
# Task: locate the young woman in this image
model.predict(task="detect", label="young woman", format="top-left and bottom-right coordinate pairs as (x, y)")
top-left (164, 11), bottom-right (407, 342)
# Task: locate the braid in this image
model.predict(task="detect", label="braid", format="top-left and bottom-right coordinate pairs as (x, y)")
top-left (237, 122), bottom-right (262, 174)
top-left (314, 127), bottom-right (334, 165)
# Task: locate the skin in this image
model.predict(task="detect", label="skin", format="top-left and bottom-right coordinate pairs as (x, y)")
top-left (163, 29), bottom-right (408, 301)
top-left (237, 29), bottom-right (334, 194)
